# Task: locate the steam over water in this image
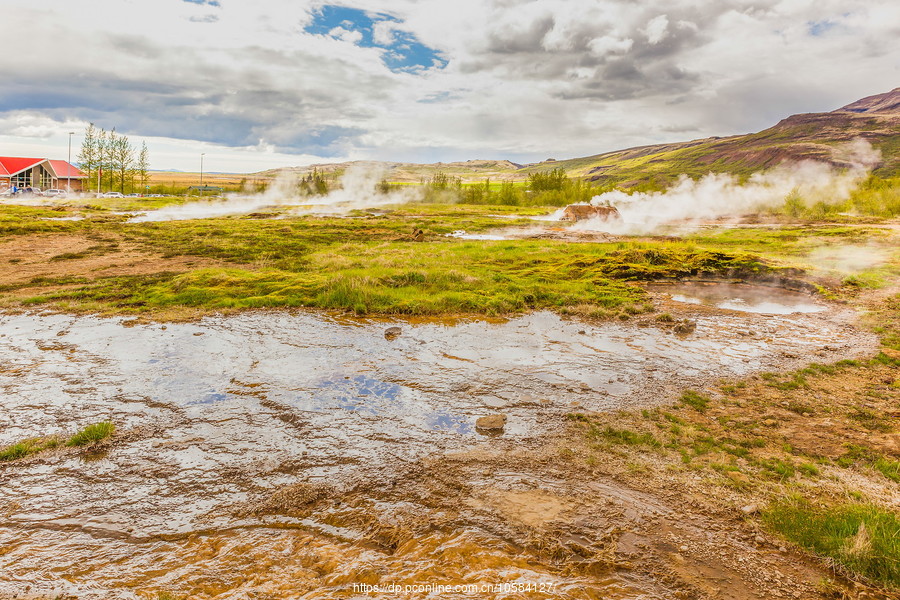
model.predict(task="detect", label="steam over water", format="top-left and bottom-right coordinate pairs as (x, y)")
top-left (131, 166), bottom-right (419, 222)
top-left (576, 139), bottom-right (881, 235)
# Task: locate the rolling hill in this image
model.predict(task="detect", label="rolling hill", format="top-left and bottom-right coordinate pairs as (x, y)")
top-left (257, 87), bottom-right (899, 188)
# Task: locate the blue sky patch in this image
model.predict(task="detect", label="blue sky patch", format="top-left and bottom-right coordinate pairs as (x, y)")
top-left (306, 5), bottom-right (447, 73)
top-left (807, 19), bottom-right (837, 36)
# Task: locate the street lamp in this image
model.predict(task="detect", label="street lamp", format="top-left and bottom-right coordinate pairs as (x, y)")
top-left (67, 131), bottom-right (75, 193)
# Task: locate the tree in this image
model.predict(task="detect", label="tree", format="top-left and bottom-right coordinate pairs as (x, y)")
top-left (108, 131), bottom-right (135, 193)
top-left (528, 167), bottom-right (567, 192)
top-left (77, 124), bottom-right (100, 191)
top-left (137, 142), bottom-right (150, 191)
top-left (78, 124), bottom-right (149, 193)
top-left (96, 128), bottom-right (110, 192)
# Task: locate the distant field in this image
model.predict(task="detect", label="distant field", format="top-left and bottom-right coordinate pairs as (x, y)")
top-left (147, 171), bottom-right (273, 193)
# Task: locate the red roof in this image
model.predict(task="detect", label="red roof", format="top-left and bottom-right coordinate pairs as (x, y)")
top-left (48, 160), bottom-right (87, 179)
top-left (0, 157), bottom-right (86, 179)
top-left (0, 157), bottom-right (45, 176)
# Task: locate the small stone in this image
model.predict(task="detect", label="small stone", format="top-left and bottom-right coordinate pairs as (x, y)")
top-left (779, 546), bottom-right (787, 552)
top-left (679, 545), bottom-right (688, 552)
top-left (384, 326), bottom-right (402, 340)
top-left (482, 469), bottom-right (491, 477)
top-left (754, 535), bottom-right (765, 544)
top-left (475, 414), bottom-right (507, 431)
top-left (762, 419), bottom-right (777, 426)
top-left (741, 504), bottom-right (759, 515)
top-left (193, 332), bottom-right (204, 336)
top-left (577, 330), bottom-right (586, 335)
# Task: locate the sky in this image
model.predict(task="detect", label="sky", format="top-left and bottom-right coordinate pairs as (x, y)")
top-left (0, 0), bottom-right (897, 173)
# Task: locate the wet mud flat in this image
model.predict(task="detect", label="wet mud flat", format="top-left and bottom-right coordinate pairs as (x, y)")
top-left (0, 297), bottom-right (880, 598)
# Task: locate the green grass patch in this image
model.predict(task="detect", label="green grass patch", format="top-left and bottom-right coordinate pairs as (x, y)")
top-left (0, 437), bottom-right (61, 462)
top-left (764, 498), bottom-right (900, 588)
top-left (66, 421), bottom-right (115, 447)
top-left (679, 390), bottom-right (711, 412)
top-left (23, 237), bottom-right (776, 317)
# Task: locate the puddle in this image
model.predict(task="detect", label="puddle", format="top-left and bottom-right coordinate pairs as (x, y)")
top-left (648, 282), bottom-right (827, 314)
top-left (446, 230), bottom-right (509, 241)
top-left (0, 308), bottom-right (875, 597)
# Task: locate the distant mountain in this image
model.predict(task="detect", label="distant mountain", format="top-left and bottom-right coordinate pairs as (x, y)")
top-left (259, 88), bottom-right (899, 187)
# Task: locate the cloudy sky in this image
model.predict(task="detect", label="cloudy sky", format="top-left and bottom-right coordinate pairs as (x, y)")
top-left (0, 0), bottom-right (897, 172)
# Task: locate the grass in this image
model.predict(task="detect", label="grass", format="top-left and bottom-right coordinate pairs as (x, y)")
top-left (0, 437), bottom-right (61, 461)
top-left (0, 421), bottom-right (115, 461)
top-left (764, 498), bottom-right (900, 588)
top-left (679, 390), bottom-right (711, 412)
top-left (67, 421), bottom-right (115, 447)
top-left (20, 236), bottom-right (776, 316)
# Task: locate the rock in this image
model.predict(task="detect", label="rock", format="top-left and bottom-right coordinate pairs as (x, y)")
top-left (412, 228), bottom-right (425, 242)
top-left (779, 546), bottom-right (787, 552)
top-left (754, 535), bottom-right (765, 544)
top-left (475, 414), bottom-right (507, 431)
top-left (384, 326), bottom-right (402, 340)
top-left (762, 418), bottom-right (778, 427)
top-left (741, 504), bottom-right (759, 515)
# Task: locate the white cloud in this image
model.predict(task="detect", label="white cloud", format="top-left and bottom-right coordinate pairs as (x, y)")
top-left (0, 0), bottom-right (896, 170)
top-left (372, 20), bottom-right (398, 45)
top-left (644, 14), bottom-right (669, 44)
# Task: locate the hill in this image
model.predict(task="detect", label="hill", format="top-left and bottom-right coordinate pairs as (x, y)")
top-left (532, 87), bottom-right (899, 188)
top-left (255, 159), bottom-right (525, 183)
top-left (257, 87), bottom-right (899, 188)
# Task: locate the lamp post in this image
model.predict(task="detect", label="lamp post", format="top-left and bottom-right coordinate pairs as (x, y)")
top-left (200, 153), bottom-right (205, 195)
top-left (67, 132), bottom-right (75, 193)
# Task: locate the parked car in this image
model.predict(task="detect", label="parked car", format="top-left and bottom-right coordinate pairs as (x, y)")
top-left (43, 189), bottom-right (67, 198)
top-left (101, 191), bottom-right (125, 198)
top-left (18, 187), bottom-right (42, 196)
top-left (126, 193), bottom-right (142, 197)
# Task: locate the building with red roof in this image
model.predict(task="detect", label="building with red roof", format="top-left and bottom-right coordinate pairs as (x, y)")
top-left (0, 156), bottom-right (87, 192)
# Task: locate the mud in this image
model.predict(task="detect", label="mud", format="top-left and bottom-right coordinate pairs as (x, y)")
top-left (0, 301), bottom-right (880, 598)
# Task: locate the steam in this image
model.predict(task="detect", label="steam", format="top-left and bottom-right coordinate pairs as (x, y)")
top-left (130, 165), bottom-right (420, 222)
top-left (574, 139), bottom-right (881, 235)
